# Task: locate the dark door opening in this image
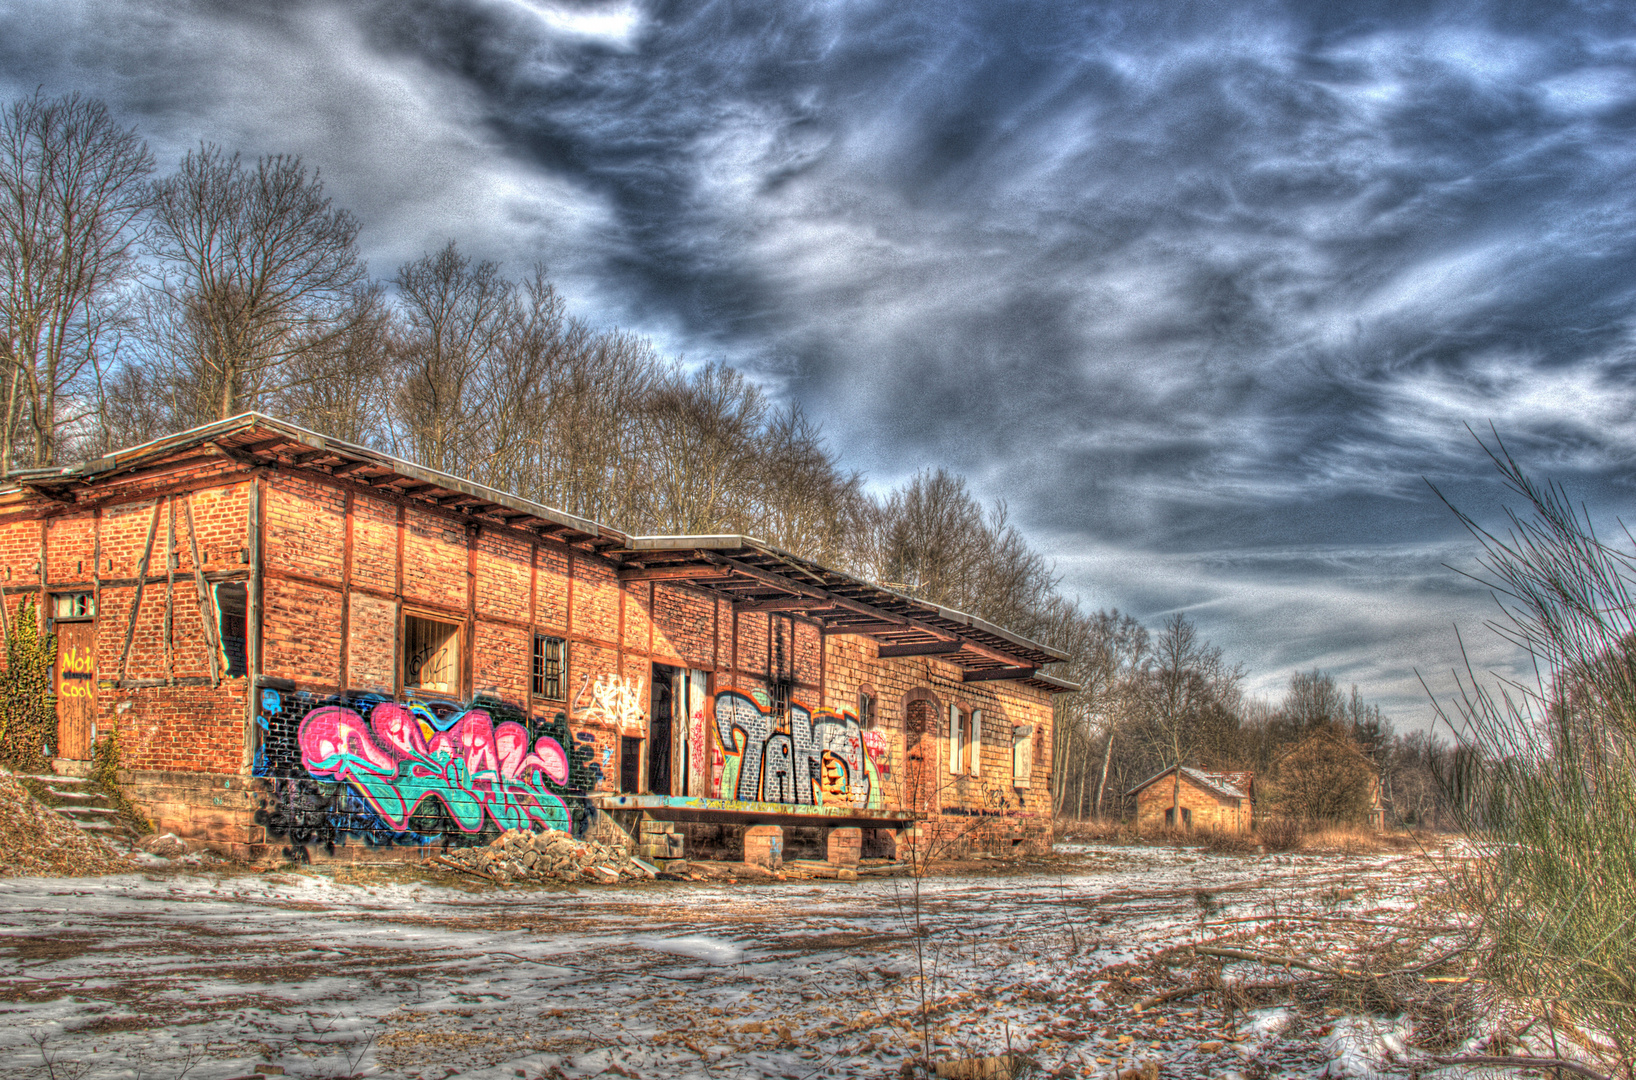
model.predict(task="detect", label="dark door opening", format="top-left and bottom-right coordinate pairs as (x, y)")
top-left (649, 663), bottom-right (678, 796)
top-left (620, 737), bottom-right (642, 794)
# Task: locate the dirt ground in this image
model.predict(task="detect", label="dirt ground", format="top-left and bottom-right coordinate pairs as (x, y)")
top-left (0, 842), bottom-right (1473, 1080)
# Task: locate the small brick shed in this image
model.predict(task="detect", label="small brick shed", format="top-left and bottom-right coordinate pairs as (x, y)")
top-left (1, 415), bottom-right (1076, 863)
top-left (1128, 766), bottom-right (1254, 833)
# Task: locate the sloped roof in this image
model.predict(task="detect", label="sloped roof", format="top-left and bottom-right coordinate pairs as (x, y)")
top-left (6, 413), bottom-right (1079, 692)
top-left (1126, 765), bottom-right (1252, 801)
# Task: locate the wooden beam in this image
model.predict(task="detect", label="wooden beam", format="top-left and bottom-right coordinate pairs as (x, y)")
top-left (329, 459), bottom-right (373, 476)
top-left (961, 666), bottom-right (1038, 683)
top-left (618, 565), bottom-right (737, 583)
top-left (823, 622), bottom-right (911, 636)
top-left (239, 437), bottom-right (289, 456)
top-left (697, 554), bottom-right (1030, 668)
top-left (876, 641), bottom-right (963, 658)
top-left (117, 501), bottom-right (163, 682)
top-left (734, 597), bottom-right (817, 612)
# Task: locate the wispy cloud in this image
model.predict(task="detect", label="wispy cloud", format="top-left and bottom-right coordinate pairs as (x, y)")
top-left (6, 0), bottom-right (1636, 727)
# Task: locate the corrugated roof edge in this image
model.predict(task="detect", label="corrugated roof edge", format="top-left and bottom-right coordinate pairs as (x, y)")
top-left (624, 532), bottom-right (1071, 665)
top-left (1125, 765), bottom-right (1250, 800)
top-left (5, 412), bottom-right (617, 543)
top-left (7, 413), bottom-right (1080, 684)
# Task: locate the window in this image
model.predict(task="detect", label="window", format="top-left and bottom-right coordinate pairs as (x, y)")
top-left (857, 689), bottom-right (876, 729)
top-left (1164, 806), bottom-right (1193, 828)
top-left (52, 592), bottom-right (94, 620)
top-left (1012, 724), bottom-right (1034, 787)
top-left (404, 614), bottom-right (460, 694)
top-left (948, 703), bottom-right (963, 775)
top-left (215, 583), bottom-right (248, 678)
top-left (533, 635), bottom-right (565, 699)
top-left (968, 709), bottom-right (982, 777)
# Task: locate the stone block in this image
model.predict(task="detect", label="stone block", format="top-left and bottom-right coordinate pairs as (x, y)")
top-left (826, 827), bottom-right (862, 867)
top-left (743, 825), bottom-right (783, 870)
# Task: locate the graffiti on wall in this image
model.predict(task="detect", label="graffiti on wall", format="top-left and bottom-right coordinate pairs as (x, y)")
top-left (711, 689), bottom-right (885, 810)
top-left (575, 672), bottom-right (647, 735)
top-left (297, 703), bottom-right (573, 833)
top-left (253, 690), bottom-right (604, 856)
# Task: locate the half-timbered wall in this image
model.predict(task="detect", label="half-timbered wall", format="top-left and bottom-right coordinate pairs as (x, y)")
top-left (0, 454), bottom-right (1057, 860)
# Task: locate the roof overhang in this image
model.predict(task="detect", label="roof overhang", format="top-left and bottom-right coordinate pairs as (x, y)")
top-left (7, 413), bottom-right (1081, 694)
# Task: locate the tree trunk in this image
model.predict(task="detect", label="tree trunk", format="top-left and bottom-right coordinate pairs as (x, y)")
top-left (1095, 731), bottom-right (1114, 819)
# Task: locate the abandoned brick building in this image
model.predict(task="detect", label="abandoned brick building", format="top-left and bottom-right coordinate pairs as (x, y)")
top-left (0, 415), bottom-right (1075, 865)
top-left (1127, 767), bottom-right (1255, 834)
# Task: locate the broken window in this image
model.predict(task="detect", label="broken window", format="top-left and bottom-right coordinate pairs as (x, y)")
top-left (858, 689), bottom-right (876, 729)
top-left (533, 634), bottom-right (565, 700)
top-left (215, 583), bottom-right (248, 678)
top-left (52, 592), bottom-right (94, 620)
top-left (404, 614), bottom-right (460, 695)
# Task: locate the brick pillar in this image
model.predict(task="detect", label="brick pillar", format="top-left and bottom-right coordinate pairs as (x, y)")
top-left (826, 826), bottom-right (861, 867)
top-left (744, 825), bottom-right (783, 870)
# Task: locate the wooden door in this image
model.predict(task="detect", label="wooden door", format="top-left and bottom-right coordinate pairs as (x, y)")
top-left (55, 621), bottom-right (96, 760)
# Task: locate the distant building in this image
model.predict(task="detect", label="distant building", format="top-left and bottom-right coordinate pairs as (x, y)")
top-left (1127, 766), bottom-right (1254, 833)
top-left (2, 415), bottom-right (1078, 864)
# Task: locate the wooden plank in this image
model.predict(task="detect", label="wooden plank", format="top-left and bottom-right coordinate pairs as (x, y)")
top-left (876, 641), bottom-right (963, 658)
top-left (618, 565), bottom-right (737, 583)
top-left (183, 494), bottom-right (221, 687)
top-left (117, 500), bottom-right (163, 683)
top-left (961, 666), bottom-right (1039, 683)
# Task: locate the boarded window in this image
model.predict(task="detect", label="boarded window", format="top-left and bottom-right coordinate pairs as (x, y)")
top-left (404, 614), bottom-right (460, 694)
top-left (1012, 724), bottom-right (1034, 787)
top-left (215, 583), bottom-right (248, 678)
top-left (533, 634), bottom-right (565, 699)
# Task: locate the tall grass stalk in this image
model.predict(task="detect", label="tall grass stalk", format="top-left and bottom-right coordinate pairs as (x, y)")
top-left (1429, 436), bottom-right (1636, 1077)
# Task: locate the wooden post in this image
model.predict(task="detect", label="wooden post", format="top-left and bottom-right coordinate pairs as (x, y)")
top-left (339, 490), bottom-right (353, 692)
top-left (165, 497), bottom-right (175, 686)
top-left (183, 494), bottom-right (221, 687)
top-left (117, 501), bottom-right (163, 683)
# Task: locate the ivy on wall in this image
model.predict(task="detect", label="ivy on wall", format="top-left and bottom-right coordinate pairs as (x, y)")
top-left (0, 599), bottom-right (56, 771)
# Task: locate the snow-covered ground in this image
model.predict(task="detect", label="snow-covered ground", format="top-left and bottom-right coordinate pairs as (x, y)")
top-left (0, 844), bottom-right (1453, 1079)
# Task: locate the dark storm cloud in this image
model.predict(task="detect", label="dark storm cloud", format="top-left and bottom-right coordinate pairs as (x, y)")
top-left (4, 0), bottom-right (1636, 720)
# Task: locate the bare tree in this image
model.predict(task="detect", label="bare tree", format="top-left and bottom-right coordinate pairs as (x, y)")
top-left (388, 241), bottom-right (511, 474)
top-left (147, 145), bottom-right (366, 424)
top-left (635, 360), bottom-right (767, 534)
top-left (0, 91), bottom-right (152, 471)
top-left (268, 283), bottom-right (390, 445)
top-left (1140, 613), bottom-right (1243, 827)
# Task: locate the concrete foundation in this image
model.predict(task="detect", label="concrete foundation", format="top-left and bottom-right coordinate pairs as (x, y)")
top-left (826, 827), bottom-right (861, 867)
top-left (744, 825), bottom-right (783, 870)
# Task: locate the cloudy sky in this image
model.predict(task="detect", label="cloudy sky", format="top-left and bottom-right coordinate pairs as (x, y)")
top-left (5, 0), bottom-right (1635, 725)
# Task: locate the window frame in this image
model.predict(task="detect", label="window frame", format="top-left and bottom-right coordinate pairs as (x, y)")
top-left (402, 612), bottom-right (463, 696)
top-left (50, 592), bottom-right (95, 621)
top-left (532, 633), bottom-right (567, 701)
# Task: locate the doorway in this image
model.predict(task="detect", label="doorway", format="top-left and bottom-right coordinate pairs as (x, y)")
top-left (649, 663), bottom-right (678, 796)
top-left (620, 737), bottom-right (642, 794)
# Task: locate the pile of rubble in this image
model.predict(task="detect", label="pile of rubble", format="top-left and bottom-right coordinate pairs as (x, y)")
top-left (0, 770), bottom-right (133, 877)
top-left (430, 827), bottom-right (657, 885)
